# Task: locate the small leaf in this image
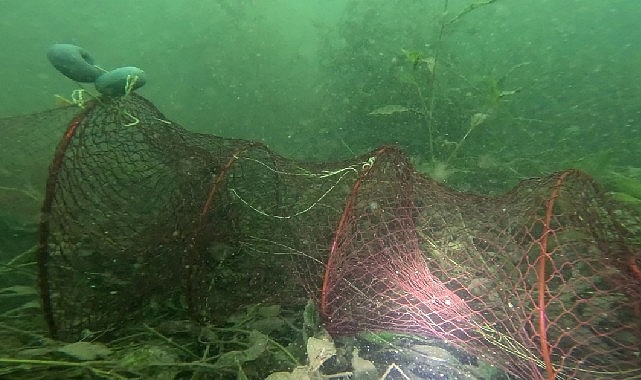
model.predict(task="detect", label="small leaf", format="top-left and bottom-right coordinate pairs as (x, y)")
top-left (257, 304), bottom-right (280, 318)
top-left (118, 345), bottom-right (178, 369)
top-left (247, 317), bottom-right (284, 333)
top-left (369, 105), bottom-right (410, 116)
top-left (57, 341), bottom-right (112, 361)
top-left (215, 330), bottom-right (268, 368)
top-left (402, 49), bottom-right (422, 66)
top-left (470, 112), bottom-right (488, 128)
top-left (499, 88), bottom-right (520, 97)
top-left (352, 347), bottom-right (377, 376)
top-left (306, 336), bottom-right (336, 371)
top-left (420, 56), bottom-right (436, 73)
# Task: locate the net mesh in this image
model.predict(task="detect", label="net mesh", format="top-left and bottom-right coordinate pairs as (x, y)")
top-left (30, 94), bottom-right (641, 379)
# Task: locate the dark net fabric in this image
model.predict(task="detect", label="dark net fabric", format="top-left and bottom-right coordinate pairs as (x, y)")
top-left (34, 94), bottom-right (641, 379)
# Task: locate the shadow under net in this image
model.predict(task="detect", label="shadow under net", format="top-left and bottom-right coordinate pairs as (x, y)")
top-left (31, 94), bottom-right (641, 380)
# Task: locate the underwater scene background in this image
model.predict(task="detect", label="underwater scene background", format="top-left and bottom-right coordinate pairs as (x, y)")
top-left (1, 1), bottom-right (640, 379)
top-left (2, 1), bottom-right (640, 187)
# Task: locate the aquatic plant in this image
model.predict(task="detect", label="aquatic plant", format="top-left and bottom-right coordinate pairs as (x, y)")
top-left (367, 0), bottom-right (531, 184)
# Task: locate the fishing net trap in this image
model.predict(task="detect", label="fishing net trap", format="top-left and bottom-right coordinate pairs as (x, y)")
top-left (5, 44), bottom-right (641, 379)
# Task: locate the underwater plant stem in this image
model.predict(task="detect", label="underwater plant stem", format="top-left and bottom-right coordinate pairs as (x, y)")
top-left (446, 0), bottom-right (498, 26)
top-left (5, 245), bottom-right (37, 267)
top-left (143, 324), bottom-right (200, 359)
top-left (265, 336), bottom-right (300, 367)
top-left (425, 0), bottom-right (449, 162)
top-left (324, 372), bottom-right (355, 378)
top-left (425, 0), bottom-right (499, 163)
top-left (446, 124), bottom-right (476, 164)
top-left (415, 83), bottom-right (433, 158)
top-left (215, 327), bottom-right (301, 366)
top-left (0, 358), bottom-right (126, 379)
